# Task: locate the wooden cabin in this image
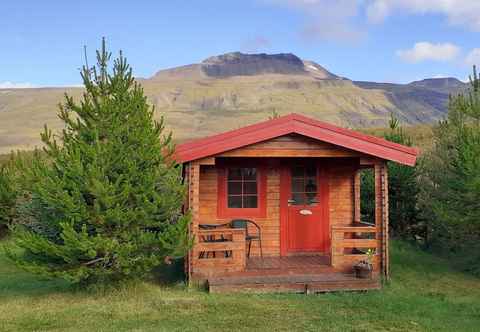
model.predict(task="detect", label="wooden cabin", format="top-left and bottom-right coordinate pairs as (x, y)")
top-left (176, 114), bottom-right (417, 293)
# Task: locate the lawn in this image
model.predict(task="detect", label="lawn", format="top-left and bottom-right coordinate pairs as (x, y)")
top-left (0, 241), bottom-right (479, 332)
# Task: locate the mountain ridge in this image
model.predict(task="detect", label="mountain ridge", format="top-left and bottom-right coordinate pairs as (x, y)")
top-left (0, 52), bottom-right (467, 154)
top-left (149, 52), bottom-right (339, 81)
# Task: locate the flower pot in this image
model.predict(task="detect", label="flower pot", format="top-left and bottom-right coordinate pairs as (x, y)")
top-left (354, 264), bottom-right (373, 279)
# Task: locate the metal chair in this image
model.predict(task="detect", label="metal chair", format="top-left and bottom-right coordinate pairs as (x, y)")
top-left (230, 219), bottom-right (263, 258)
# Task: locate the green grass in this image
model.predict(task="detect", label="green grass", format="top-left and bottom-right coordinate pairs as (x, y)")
top-left (0, 241), bottom-right (479, 332)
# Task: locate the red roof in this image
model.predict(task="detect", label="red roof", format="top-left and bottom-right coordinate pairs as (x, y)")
top-left (175, 113), bottom-right (418, 166)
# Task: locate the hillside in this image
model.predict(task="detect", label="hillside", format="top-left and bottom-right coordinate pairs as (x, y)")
top-left (0, 52), bottom-right (466, 154)
top-left (354, 77), bottom-right (466, 123)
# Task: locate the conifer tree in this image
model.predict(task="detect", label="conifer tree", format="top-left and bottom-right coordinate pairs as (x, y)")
top-left (6, 39), bottom-right (191, 284)
top-left (419, 66), bottom-right (480, 274)
top-left (383, 116), bottom-right (420, 237)
top-left (0, 158), bottom-right (17, 234)
top-left (361, 115), bottom-right (420, 238)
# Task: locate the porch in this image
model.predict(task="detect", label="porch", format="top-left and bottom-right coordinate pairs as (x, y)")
top-left (192, 224), bottom-right (381, 293)
top-left (208, 267), bottom-right (381, 294)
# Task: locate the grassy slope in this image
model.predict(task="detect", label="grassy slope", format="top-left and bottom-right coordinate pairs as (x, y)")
top-left (0, 241), bottom-right (479, 332)
top-left (0, 75), bottom-right (413, 154)
top-left (362, 124), bottom-right (435, 150)
top-left (0, 88), bottom-right (84, 154)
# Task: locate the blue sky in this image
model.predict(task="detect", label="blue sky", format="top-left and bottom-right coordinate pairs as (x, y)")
top-left (1, 0), bottom-right (479, 87)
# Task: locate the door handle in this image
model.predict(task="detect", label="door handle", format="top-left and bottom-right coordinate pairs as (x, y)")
top-left (299, 209), bottom-right (312, 215)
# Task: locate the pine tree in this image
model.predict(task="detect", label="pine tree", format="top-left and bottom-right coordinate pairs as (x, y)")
top-left (361, 115), bottom-right (420, 239)
top-left (0, 158), bottom-right (17, 234)
top-left (419, 66), bottom-right (480, 275)
top-left (383, 116), bottom-right (420, 238)
top-left (5, 39), bottom-right (191, 284)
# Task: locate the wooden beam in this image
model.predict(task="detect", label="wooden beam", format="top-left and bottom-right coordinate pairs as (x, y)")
top-left (360, 157), bottom-right (377, 166)
top-left (218, 148), bottom-right (361, 158)
top-left (184, 164), bottom-right (191, 280)
top-left (374, 162), bottom-right (389, 280)
top-left (374, 163), bottom-right (382, 275)
top-left (331, 226), bottom-right (377, 232)
top-left (382, 163), bottom-right (389, 280)
top-left (340, 239), bottom-right (379, 248)
top-left (197, 157), bottom-right (215, 165)
top-left (187, 161), bottom-right (200, 283)
top-left (353, 170), bottom-right (361, 223)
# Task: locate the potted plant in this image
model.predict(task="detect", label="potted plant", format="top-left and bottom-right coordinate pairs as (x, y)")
top-left (353, 249), bottom-right (374, 279)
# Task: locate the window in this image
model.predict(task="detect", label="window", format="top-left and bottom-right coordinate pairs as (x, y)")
top-left (290, 165), bottom-right (318, 205)
top-left (227, 168), bottom-right (258, 208)
top-left (217, 165), bottom-right (266, 218)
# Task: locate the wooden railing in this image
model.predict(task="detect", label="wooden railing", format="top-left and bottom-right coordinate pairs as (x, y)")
top-left (192, 228), bottom-right (246, 276)
top-left (331, 225), bottom-right (380, 272)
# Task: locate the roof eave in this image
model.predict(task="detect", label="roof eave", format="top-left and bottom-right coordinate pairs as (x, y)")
top-left (175, 113), bottom-right (418, 166)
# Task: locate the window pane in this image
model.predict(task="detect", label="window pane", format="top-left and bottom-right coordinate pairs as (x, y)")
top-left (305, 178), bottom-right (317, 193)
top-left (243, 181), bottom-right (257, 194)
top-left (306, 192), bottom-right (318, 204)
top-left (291, 166), bottom-right (304, 178)
top-left (228, 196), bottom-right (242, 208)
top-left (228, 181), bottom-right (242, 195)
top-left (289, 164), bottom-right (319, 205)
top-left (242, 168), bottom-right (257, 180)
top-left (228, 168), bottom-right (242, 180)
top-left (291, 179), bottom-right (304, 193)
top-left (306, 166), bottom-right (316, 177)
top-left (291, 193), bottom-right (305, 205)
top-left (243, 195), bottom-right (258, 208)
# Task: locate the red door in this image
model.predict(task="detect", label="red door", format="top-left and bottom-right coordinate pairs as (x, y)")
top-left (282, 164), bottom-right (329, 254)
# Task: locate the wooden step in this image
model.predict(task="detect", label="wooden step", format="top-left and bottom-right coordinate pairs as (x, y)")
top-left (208, 273), bottom-right (381, 294)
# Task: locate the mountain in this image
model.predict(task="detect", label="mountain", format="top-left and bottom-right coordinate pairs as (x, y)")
top-left (0, 52), bottom-right (467, 154)
top-left (149, 52), bottom-right (338, 80)
top-left (354, 77), bottom-right (466, 123)
top-left (408, 77), bottom-right (466, 94)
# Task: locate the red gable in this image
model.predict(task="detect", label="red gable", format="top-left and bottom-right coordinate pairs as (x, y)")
top-left (175, 113), bottom-right (418, 166)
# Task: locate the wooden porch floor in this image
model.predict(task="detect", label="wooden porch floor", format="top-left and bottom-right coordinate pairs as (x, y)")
top-left (247, 255), bottom-right (330, 270)
top-left (208, 255), bottom-right (381, 293)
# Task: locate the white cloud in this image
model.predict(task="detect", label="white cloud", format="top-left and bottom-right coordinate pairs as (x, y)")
top-left (0, 82), bottom-right (84, 89)
top-left (396, 42), bottom-right (460, 63)
top-left (465, 48), bottom-right (480, 66)
top-left (262, 0), bottom-right (480, 44)
top-left (366, 0), bottom-right (480, 31)
top-left (262, 0), bottom-right (364, 42)
top-left (0, 81), bottom-right (36, 89)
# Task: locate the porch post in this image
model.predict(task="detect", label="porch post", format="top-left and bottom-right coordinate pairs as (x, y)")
top-left (187, 161), bottom-right (200, 282)
top-left (382, 163), bottom-right (389, 279)
top-left (374, 161), bottom-right (389, 280)
top-left (353, 169), bottom-right (361, 224)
